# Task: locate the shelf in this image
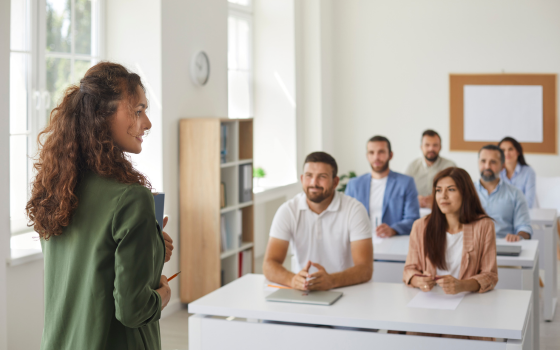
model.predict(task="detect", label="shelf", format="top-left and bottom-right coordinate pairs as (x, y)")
top-left (220, 161), bottom-right (237, 168)
top-left (220, 201), bottom-right (253, 214)
top-left (220, 242), bottom-right (254, 260)
top-left (220, 159), bottom-right (253, 168)
top-left (238, 158), bottom-right (253, 165)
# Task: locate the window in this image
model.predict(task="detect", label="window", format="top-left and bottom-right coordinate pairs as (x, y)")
top-left (9, 0), bottom-right (102, 235)
top-left (228, 0), bottom-right (253, 119)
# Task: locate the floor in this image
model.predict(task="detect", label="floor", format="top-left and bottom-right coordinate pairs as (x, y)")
top-left (160, 258), bottom-right (560, 350)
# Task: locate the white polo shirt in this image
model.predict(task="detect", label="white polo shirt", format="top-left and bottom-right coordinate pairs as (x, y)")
top-left (270, 192), bottom-right (372, 274)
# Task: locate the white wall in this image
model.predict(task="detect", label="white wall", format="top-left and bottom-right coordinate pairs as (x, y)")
top-left (253, 0), bottom-right (297, 187)
top-left (161, 0), bottom-right (228, 304)
top-left (0, 0), bottom-right (11, 348)
top-left (327, 0), bottom-right (560, 180)
top-left (106, 0), bottom-right (163, 191)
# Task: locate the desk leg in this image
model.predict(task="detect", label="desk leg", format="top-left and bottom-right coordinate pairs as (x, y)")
top-left (543, 223), bottom-right (558, 321)
top-left (506, 300), bottom-right (533, 350)
top-left (530, 259), bottom-right (540, 350)
top-left (188, 314), bottom-right (204, 350)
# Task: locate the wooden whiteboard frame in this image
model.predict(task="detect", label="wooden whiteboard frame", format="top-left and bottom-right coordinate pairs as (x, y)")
top-left (450, 74), bottom-right (557, 154)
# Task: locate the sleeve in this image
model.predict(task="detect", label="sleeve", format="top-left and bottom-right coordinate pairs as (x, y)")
top-left (469, 220), bottom-right (499, 293)
top-left (513, 188), bottom-right (533, 237)
top-left (390, 177), bottom-right (420, 235)
top-left (524, 167), bottom-right (537, 209)
top-left (403, 220), bottom-right (424, 285)
top-left (269, 202), bottom-right (294, 242)
top-left (112, 186), bottom-right (162, 328)
top-left (348, 201), bottom-right (373, 242)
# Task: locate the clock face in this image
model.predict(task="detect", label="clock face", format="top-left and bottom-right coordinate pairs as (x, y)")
top-left (191, 51), bottom-right (210, 86)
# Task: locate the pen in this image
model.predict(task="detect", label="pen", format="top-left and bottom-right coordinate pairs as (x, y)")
top-left (267, 284), bottom-right (291, 289)
top-left (167, 271), bottom-right (181, 282)
top-left (413, 274), bottom-right (442, 281)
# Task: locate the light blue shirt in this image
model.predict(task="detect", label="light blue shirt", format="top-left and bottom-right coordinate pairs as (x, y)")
top-left (500, 163), bottom-right (537, 208)
top-left (475, 179), bottom-right (532, 239)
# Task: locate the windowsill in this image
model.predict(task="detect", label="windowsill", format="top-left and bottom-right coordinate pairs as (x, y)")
top-left (253, 182), bottom-right (299, 204)
top-left (8, 231), bottom-right (43, 267)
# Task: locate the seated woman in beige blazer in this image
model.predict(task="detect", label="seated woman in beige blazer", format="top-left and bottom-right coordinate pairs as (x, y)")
top-left (404, 167), bottom-right (498, 295)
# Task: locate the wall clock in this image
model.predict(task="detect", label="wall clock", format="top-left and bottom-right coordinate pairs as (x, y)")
top-left (191, 51), bottom-right (210, 86)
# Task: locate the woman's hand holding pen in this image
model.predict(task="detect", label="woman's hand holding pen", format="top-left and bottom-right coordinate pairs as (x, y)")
top-left (156, 275), bottom-right (171, 310)
top-left (411, 273), bottom-right (436, 292)
top-left (161, 216), bottom-right (174, 263)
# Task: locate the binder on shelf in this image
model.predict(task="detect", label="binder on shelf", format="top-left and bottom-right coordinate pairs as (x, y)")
top-left (220, 215), bottom-right (227, 252)
top-left (241, 249), bottom-right (252, 276)
top-left (236, 210), bottom-right (243, 248)
top-left (220, 123), bottom-right (228, 164)
top-left (239, 163), bottom-right (253, 203)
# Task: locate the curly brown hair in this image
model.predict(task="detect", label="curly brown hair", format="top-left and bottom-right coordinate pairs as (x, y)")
top-left (26, 62), bottom-right (152, 240)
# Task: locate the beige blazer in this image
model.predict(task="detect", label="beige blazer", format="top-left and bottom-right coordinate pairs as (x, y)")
top-left (403, 216), bottom-right (498, 293)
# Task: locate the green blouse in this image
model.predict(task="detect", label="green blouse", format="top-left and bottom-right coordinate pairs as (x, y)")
top-left (40, 172), bottom-right (165, 350)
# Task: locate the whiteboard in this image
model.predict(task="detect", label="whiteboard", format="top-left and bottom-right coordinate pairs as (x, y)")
top-left (463, 85), bottom-right (543, 142)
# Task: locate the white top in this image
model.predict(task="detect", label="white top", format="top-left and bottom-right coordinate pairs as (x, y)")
top-left (188, 274), bottom-right (532, 340)
top-left (369, 176), bottom-right (387, 231)
top-left (436, 232), bottom-right (464, 278)
top-left (270, 192), bottom-right (372, 274)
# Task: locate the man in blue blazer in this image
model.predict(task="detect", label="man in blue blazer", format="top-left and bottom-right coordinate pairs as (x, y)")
top-left (346, 136), bottom-right (420, 237)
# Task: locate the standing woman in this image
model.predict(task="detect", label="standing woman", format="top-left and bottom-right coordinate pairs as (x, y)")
top-left (404, 167), bottom-right (498, 296)
top-left (498, 136), bottom-right (537, 208)
top-left (26, 62), bottom-right (173, 350)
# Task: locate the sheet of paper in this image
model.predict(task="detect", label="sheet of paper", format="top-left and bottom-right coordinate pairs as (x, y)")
top-left (373, 235), bottom-right (386, 245)
top-left (407, 289), bottom-right (466, 310)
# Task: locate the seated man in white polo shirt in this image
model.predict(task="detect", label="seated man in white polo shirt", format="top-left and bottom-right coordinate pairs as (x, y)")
top-left (263, 152), bottom-right (373, 291)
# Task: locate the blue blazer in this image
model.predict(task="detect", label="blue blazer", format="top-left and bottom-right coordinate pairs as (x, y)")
top-left (345, 171), bottom-right (420, 235)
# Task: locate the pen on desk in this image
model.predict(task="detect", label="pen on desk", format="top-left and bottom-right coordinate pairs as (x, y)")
top-left (267, 284), bottom-right (291, 289)
top-left (167, 271), bottom-right (181, 282)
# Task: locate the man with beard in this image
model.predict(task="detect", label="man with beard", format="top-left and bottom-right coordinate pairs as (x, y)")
top-left (405, 130), bottom-right (456, 208)
top-left (345, 136), bottom-right (419, 238)
top-left (263, 152), bottom-right (373, 291)
top-left (475, 145), bottom-right (532, 242)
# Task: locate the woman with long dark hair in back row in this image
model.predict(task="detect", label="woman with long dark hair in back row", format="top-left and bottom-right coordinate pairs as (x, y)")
top-left (498, 136), bottom-right (537, 208)
top-left (26, 62), bottom-right (174, 350)
top-left (404, 167), bottom-right (498, 295)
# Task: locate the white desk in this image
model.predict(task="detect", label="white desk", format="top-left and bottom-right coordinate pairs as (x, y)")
top-left (188, 274), bottom-right (532, 350)
top-left (372, 236), bottom-right (540, 350)
top-left (530, 208), bottom-right (558, 321)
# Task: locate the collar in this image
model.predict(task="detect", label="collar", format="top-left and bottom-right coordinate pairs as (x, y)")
top-left (477, 178), bottom-right (503, 195)
top-left (422, 156), bottom-right (440, 169)
top-left (297, 191), bottom-right (341, 213)
top-left (500, 163), bottom-right (522, 178)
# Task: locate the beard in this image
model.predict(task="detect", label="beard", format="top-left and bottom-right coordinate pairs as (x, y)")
top-left (480, 169), bottom-right (497, 182)
top-left (370, 160), bottom-right (390, 174)
top-left (305, 185), bottom-right (334, 203)
top-left (424, 151), bottom-right (439, 163)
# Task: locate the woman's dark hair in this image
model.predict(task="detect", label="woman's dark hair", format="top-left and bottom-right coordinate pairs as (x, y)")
top-left (498, 136), bottom-right (528, 166)
top-left (424, 167), bottom-right (489, 270)
top-left (26, 62), bottom-right (152, 240)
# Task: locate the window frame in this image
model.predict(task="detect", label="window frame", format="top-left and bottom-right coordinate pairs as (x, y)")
top-left (9, 0), bottom-right (105, 236)
top-left (227, 0), bottom-right (254, 119)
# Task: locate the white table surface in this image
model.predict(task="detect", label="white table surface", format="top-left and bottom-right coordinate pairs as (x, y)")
top-left (374, 236), bottom-right (538, 268)
top-left (188, 274), bottom-right (531, 339)
top-left (530, 208), bottom-right (557, 223)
